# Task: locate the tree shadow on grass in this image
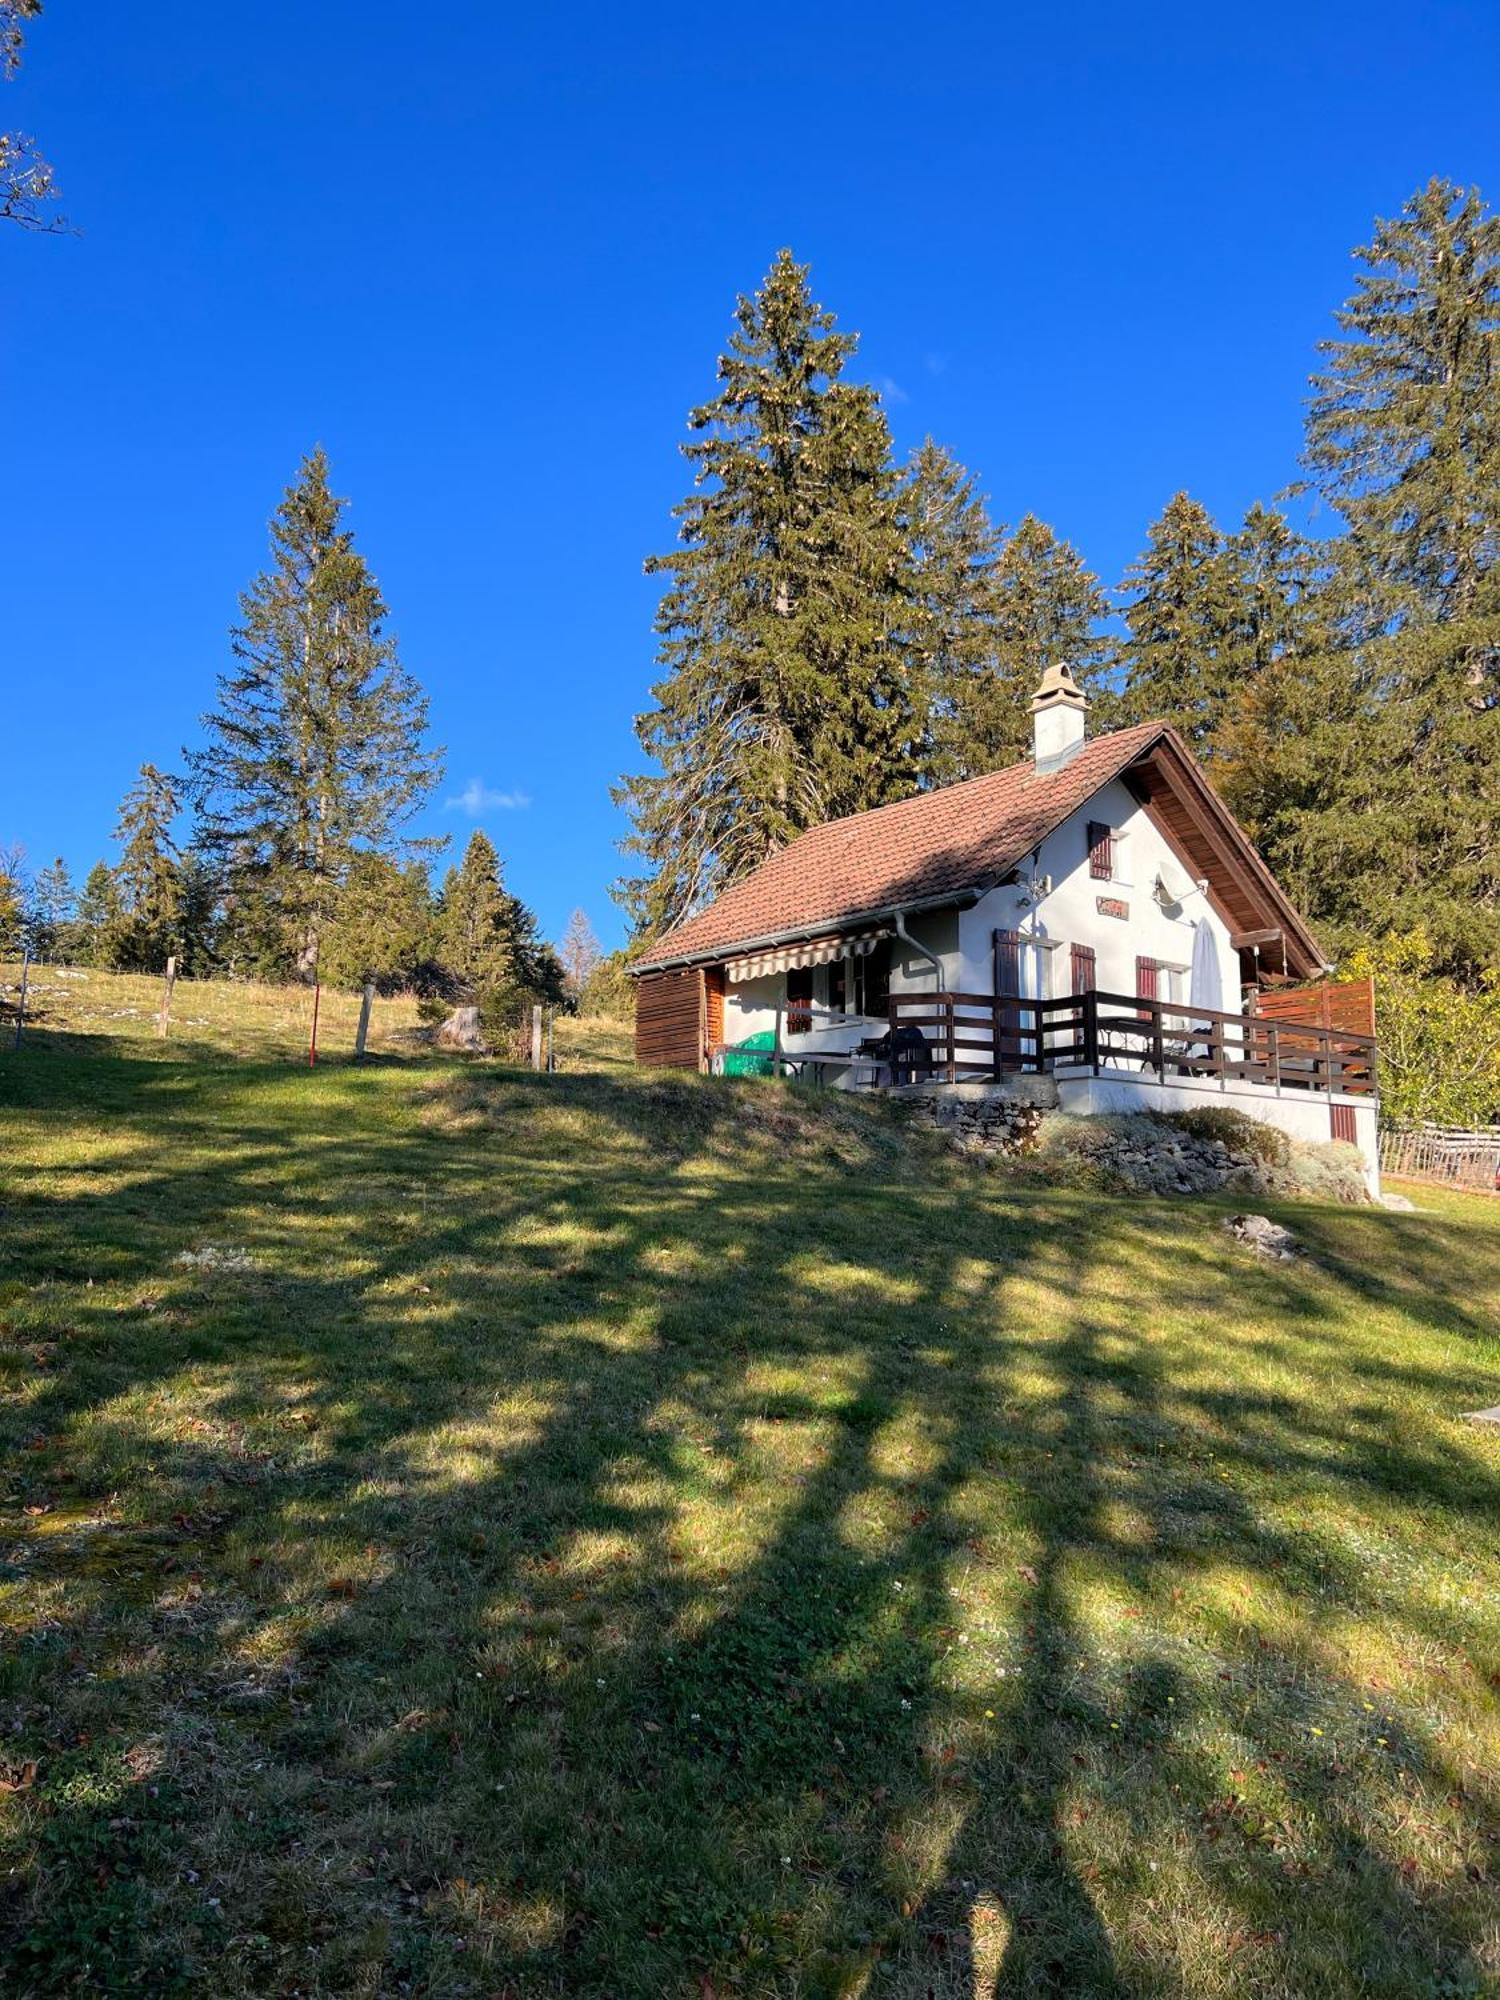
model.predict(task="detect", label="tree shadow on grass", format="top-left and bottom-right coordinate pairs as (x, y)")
top-left (2, 1055), bottom-right (1498, 1994)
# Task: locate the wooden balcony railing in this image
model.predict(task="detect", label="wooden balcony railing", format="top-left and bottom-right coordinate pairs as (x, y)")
top-left (887, 988), bottom-right (1376, 1096)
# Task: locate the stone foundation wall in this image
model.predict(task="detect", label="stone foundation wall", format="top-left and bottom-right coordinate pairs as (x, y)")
top-left (897, 1078), bottom-right (1057, 1156)
top-left (896, 1082), bottom-right (1370, 1202)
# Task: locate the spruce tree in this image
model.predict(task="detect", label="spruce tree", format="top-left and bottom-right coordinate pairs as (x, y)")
top-left (187, 448), bottom-right (443, 978)
top-left (901, 440), bottom-right (1002, 784)
top-left (1291, 178), bottom-right (1500, 976)
top-left (1115, 493), bottom-right (1242, 748)
top-left (27, 856), bottom-right (75, 960)
top-left (75, 861), bottom-right (122, 968)
top-left (112, 763), bottom-right (181, 970)
top-left (618, 251), bottom-right (918, 939)
top-left (437, 831), bottom-right (520, 998)
top-left (935, 510), bottom-right (1110, 776)
top-left (319, 854), bottom-right (435, 992)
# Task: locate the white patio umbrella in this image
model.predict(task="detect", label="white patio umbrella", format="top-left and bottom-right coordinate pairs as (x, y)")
top-left (1189, 918), bottom-right (1223, 1015)
top-left (1188, 918), bottom-right (1224, 1065)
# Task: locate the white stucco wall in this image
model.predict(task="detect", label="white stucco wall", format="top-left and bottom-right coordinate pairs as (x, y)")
top-left (950, 777), bottom-right (1241, 1009)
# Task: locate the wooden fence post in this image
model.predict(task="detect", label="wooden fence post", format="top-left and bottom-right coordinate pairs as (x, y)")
top-left (530, 1004), bottom-right (543, 1072)
top-left (156, 955), bottom-right (178, 1039)
top-left (354, 981), bottom-right (375, 1062)
top-left (12, 949), bottom-right (31, 1051)
top-left (945, 995), bottom-right (956, 1083)
top-left (1082, 988), bottom-right (1100, 1074)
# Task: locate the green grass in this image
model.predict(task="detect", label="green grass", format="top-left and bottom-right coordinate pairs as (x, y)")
top-left (1, 980), bottom-right (1498, 1997)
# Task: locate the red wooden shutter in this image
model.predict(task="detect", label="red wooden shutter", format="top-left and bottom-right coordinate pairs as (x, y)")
top-left (1330, 1102), bottom-right (1357, 1146)
top-left (1070, 943), bottom-right (1096, 995)
top-left (994, 928), bottom-right (1023, 1066)
top-left (1088, 821), bottom-right (1113, 880)
top-left (1135, 954), bottom-right (1158, 1021)
top-left (994, 928), bottom-right (1021, 994)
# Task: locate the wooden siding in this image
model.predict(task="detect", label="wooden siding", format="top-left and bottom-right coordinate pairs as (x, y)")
top-left (634, 968), bottom-right (708, 1070)
top-left (1254, 976), bottom-right (1376, 1040)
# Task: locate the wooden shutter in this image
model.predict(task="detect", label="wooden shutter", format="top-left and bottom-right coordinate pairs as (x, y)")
top-left (1070, 943), bottom-right (1096, 995)
top-left (993, 928), bottom-right (1021, 995)
top-left (1135, 954), bottom-right (1158, 1021)
top-left (1088, 821), bottom-right (1113, 880)
top-left (1330, 1102), bottom-right (1357, 1146)
top-left (993, 928), bottom-right (1023, 1066)
top-left (703, 964), bottom-right (725, 1057)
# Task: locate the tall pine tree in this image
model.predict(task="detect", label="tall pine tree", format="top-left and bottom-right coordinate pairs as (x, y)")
top-left (74, 861), bottom-right (122, 968)
top-left (438, 831), bottom-right (521, 999)
top-left (111, 763), bottom-right (181, 971)
top-left (617, 251), bottom-right (918, 940)
top-left (27, 855), bottom-right (76, 960)
top-left (901, 440), bottom-right (1002, 785)
top-left (943, 511), bottom-right (1109, 776)
top-left (1291, 177), bottom-right (1500, 975)
top-left (187, 449), bottom-right (443, 977)
top-left (1114, 493), bottom-right (1242, 748)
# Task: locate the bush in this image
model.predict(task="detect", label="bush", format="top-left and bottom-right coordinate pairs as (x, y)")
top-left (1342, 929), bottom-right (1500, 1128)
top-left (1171, 1105), bottom-right (1290, 1164)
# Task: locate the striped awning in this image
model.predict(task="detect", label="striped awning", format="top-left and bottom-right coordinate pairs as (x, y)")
top-left (726, 928), bottom-right (890, 984)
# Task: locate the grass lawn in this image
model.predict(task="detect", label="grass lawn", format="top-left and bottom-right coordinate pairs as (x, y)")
top-left (1, 984), bottom-right (1498, 1996)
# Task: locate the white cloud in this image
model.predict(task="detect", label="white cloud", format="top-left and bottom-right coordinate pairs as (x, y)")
top-left (445, 778), bottom-right (531, 815)
top-left (877, 374), bottom-right (910, 405)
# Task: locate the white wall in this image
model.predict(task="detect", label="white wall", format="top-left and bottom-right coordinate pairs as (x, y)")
top-left (952, 778), bottom-right (1241, 1008)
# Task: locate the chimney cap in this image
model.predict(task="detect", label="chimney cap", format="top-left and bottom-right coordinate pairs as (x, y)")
top-left (1031, 661), bottom-right (1090, 713)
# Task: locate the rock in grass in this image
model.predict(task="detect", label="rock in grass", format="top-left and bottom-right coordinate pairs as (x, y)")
top-left (1223, 1213), bottom-right (1298, 1260)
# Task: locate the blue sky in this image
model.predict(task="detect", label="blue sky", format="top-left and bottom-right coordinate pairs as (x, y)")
top-left (4, 2), bottom-right (1498, 950)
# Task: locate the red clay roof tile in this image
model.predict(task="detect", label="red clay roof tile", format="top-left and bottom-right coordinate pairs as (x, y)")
top-left (638, 721), bottom-right (1172, 969)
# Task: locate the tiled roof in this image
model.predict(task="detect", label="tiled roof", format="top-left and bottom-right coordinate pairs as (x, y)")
top-left (637, 721), bottom-right (1173, 970)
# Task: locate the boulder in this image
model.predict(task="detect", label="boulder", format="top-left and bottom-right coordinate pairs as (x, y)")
top-left (1223, 1213), bottom-right (1298, 1260)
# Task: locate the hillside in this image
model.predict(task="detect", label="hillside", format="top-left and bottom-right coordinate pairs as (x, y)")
top-left (1, 973), bottom-right (1498, 1997)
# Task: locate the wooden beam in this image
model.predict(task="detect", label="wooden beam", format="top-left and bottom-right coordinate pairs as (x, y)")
top-left (1230, 926), bottom-right (1284, 950)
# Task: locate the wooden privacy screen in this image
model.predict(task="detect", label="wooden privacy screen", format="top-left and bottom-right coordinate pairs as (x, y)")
top-left (1253, 976), bottom-right (1375, 1039)
top-left (634, 965), bottom-right (724, 1071)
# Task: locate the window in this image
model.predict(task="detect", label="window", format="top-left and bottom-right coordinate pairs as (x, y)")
top-left (853, 942), bottom-right (891, 1020)
top-left (786, 965), bottom-right (813, 1036)
top-left (828, 958), bottom-right (847, 1016)
top-left (1070, 943), bottom-right (1097, 995)
top-left (1087, 821), bottom-right (1113, 880)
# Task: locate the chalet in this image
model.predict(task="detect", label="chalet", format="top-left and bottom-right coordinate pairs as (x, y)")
top-left (631, 665), bottom-right (1380, 1188)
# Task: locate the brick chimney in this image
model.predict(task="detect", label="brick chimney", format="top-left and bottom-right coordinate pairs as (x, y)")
top-left (1031, 661), bottom-right (1089, 769)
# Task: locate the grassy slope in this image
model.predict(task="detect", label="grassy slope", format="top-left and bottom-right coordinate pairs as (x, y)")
top-left (1, 981), bottom-right (1498, 1998)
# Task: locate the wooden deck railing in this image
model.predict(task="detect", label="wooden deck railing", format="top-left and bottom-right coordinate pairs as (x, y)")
top-left (888, 988), bottom-right (1376, 1096)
